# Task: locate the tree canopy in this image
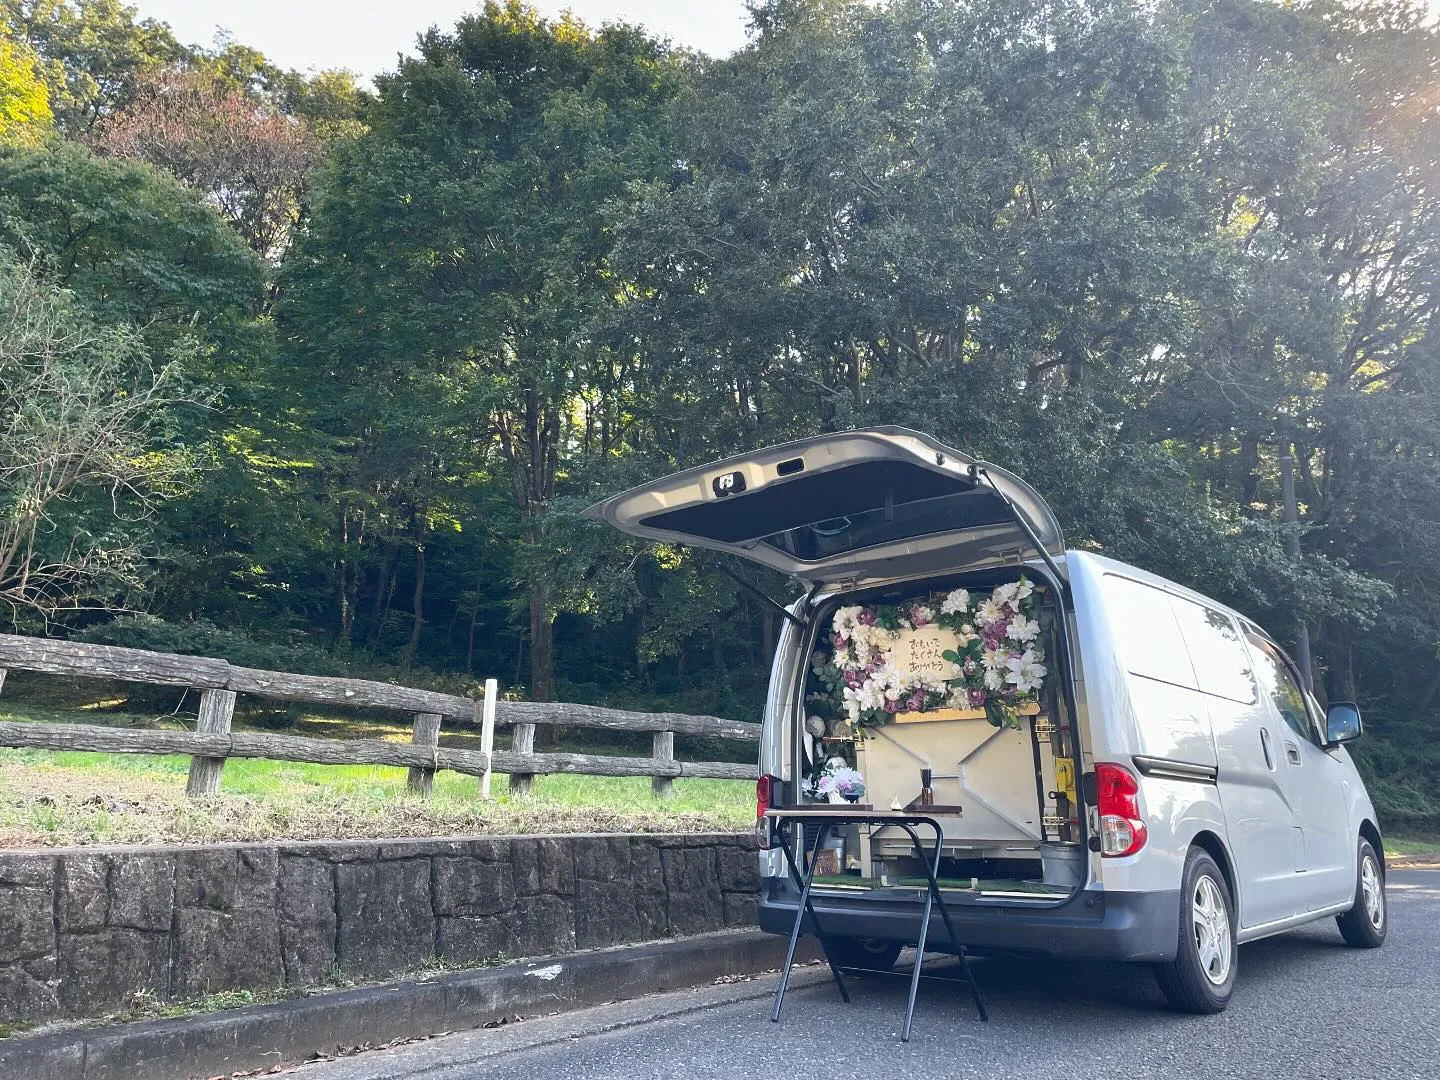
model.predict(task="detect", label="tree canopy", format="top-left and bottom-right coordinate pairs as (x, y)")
top-left (1, 0), bottom-right (1439, 824)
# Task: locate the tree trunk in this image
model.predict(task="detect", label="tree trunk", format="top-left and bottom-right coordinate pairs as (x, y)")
top-left (528, 584), bottom-right (554, 702)
top-left (401, 525), bottom-right (427, 671)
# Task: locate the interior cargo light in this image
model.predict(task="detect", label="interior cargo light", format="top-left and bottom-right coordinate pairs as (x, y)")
top-left (1095, 762), bottom-right (1147, 858)
top-left (756, 775), bottom-right (774, 850)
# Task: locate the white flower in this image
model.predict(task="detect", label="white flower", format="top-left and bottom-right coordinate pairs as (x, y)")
top-left (832, 605), bottom-right (864, 640)
top-left (994, 581), bottom-right (1019, 605)
top-left (1014, 578), bottom-right (1034, 601)
top-left (977, 598), bottom-right (1006, 625)
top-left (960, 623), bottom-right (976, 637)
top-left (805, 715), bottom-right (827, 737)
top-left (1006, 615), bottom-right (1040, 643)
top-left (911, 604), bottom-right (935, 626)
top-left (982, 646), bottom-right (1006, 670)
top-left (984, 664), bottom-right (1006, 690)
top-left (940, 588), bottom-right (971, 615)
top-left (1005, 649), bottom-right (1048, 694)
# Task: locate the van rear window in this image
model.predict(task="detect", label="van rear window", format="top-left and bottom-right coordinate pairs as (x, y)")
top-left (1170, 598), bottom-right (1257, 704)
top-left (1104, 575), bottom-right (1197, 690)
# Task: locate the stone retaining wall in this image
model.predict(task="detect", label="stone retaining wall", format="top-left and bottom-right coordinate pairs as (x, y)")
top-left (0, 833), bottom-right (759, 1025)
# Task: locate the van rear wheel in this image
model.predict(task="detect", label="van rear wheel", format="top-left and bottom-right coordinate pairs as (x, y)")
top-left (823, 936), bottom-right (902, 973)
top-left (1153, 848), bottom-right (1236, 1013)
top-left (1335, 839), bottom-right (1386, 948)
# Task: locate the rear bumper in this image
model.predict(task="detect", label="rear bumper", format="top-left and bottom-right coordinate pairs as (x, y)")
top-left (758, 878), bottom-right (1179, 962)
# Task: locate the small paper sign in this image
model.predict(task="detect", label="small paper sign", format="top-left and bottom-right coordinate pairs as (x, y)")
top-left (891, 627), bottom-right (961, 680)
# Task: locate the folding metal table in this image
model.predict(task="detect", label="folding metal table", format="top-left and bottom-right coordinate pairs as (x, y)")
top-left (764, 808), bottom-right (989, 1041)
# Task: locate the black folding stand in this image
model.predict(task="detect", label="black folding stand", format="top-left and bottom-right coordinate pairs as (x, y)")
top-left (765, 808), bottom-right (989, 1041)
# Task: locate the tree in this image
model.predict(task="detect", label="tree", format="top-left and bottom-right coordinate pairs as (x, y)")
top-left (0, 32), bottom-right (50, 143)
top-left (1, 0), bottom-right (183, 132)
top-left (280, 1), bottom-right (685, 698)
top-left (91, 67), bottom-right (320, 261)
top-left (0, 251), bottom-right (201, 622)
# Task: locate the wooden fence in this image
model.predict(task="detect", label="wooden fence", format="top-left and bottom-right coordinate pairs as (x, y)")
top-left (0, 634), bottom-right (759, 798)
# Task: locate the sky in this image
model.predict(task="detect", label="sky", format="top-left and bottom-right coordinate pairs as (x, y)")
top-left (133, 1), bottom-right (755, 78)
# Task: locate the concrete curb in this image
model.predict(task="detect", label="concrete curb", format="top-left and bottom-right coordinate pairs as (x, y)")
top-left (0, 929), bottom-right (820, 1080)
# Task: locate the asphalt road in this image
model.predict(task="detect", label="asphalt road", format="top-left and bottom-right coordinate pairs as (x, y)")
top-left (289, 868), bottom-right (1440, 1080)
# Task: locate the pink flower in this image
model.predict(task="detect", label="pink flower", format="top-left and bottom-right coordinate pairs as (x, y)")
top-left (843, 669), bottom-right (863, 688)
top-left (832, 633), bottom-right (846, 650)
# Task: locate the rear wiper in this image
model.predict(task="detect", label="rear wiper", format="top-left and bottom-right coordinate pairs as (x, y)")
top-left (973, 467), bottom-right (1068, 590)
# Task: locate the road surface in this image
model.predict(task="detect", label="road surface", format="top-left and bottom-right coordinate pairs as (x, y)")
top-left (289, 868), bottom-right (1440, 1080)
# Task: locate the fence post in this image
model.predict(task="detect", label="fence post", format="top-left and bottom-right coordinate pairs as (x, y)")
top-left (0, 668), bottom-right (6, 696)
top-left (509, 718), bottom-right (535, 796)
top-left (406, 712), bottom-right (443, 796)
top-left (479, 678), bottom-right (497, 799)
top-left (651, 730), bottom-right (675, 798)
top-left (185, 688), bottom-right (236, 796)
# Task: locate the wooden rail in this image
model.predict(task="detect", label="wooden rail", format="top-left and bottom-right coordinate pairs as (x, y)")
top-left (0, 634), bottom-right (759, 798)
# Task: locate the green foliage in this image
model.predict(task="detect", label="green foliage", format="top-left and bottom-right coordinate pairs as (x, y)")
top-left (0, 33), bottom-right (50, 142)
top-left (0, 0), bottom-right (1438, 829)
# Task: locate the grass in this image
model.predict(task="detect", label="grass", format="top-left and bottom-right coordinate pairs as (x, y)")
top-left (0, 699), bottom-right (753, 847)
top-left (1385, 834), bottom-right (1440, 860)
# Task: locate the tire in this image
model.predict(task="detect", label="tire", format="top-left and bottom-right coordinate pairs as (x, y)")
top-left (823, 936), bottom-right (902, 973)
top-left (1153, 848), bottom-right (1236, 1014)
top-left (1335, 838), bottom-right (1387, 948)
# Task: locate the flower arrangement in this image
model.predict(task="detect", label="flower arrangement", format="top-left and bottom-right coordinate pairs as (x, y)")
top-left (810, 577), bottom-right (1047, 731)
top-left (803, 759), bottom-right (866, 802)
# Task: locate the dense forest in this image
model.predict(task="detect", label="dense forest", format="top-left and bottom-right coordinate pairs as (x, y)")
top-left (1, 0), bottom-right (1438, 827)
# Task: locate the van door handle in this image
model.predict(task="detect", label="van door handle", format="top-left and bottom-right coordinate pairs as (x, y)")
top-left (1284, 741), bottom-right (1302, 765)
top-left (1260, 727), bottom-right (1275, 770)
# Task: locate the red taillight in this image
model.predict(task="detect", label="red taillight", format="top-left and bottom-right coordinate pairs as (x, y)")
top-left (756, 775), bottom-right (773, 850)
top-left (1095, 762), bottom-right (1147, 857)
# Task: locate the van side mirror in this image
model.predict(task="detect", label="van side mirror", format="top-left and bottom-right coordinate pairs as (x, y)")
top-left (1325, 702), bottom-right (1363, 747)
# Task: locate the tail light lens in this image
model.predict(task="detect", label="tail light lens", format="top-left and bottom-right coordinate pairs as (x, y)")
top-left (756, 775), bottom-right (774, 850)
top-left (1095, 762), bottom-right (1147, 857)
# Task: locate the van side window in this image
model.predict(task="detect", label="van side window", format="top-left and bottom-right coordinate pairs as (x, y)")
top-left (1104, 575), bottom-right (1197, 689)
top-left (1170, 599), bottom-right (1257, 704)
top-left (1246, 633), bottom-right (1317, 744)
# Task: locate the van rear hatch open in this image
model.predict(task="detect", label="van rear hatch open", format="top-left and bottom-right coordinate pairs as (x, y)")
top-left (581, 426), bottom-right (1065, 587)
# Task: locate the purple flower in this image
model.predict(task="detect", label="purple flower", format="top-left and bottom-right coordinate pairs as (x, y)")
top-left (832, 633), bottom-right (846, 650)
top-left (883, 698), bottom-right (900, 714)
top-left (843, 669), bottom-right (863, 688)
top-left (963, 659), bottom-right (977, 675)
top-left (909, 604), bottom-right (930, 627)
top-left (856, 608), bottom-right (877, 626)
top-left (906, 690), bottom-right (927, 712)
top-left (967, 687), bottom-right (987, 708)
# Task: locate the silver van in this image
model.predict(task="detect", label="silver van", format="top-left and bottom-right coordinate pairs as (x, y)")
top-left (587, 426), bottom-right (1387, 1012)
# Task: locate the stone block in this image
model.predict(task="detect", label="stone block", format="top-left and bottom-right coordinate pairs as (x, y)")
top-left (57, 930), bottom-right (169, 1016)
top-left (436, 915), bottom-right (512, 965)
top-left (172, 907), bottom-right (283, 999)
top-left (334, 859), bottom-right (434, 979)
top-left (716, 845), bottom-right (760, 894)
top-left (0, 867), bottom-right (55, 964)
top-left (512, 838), bottom-right (572, 897)
top-left (278, 858), bottom-right (336, 987)
top-left (108, 853), bottom-right (175, 931)
top-left (510, 893), bottom-right (575, 957)
top-left (432, 857), bottom-right (515, 918)
top-left (662, 845), bottom-right (724, 936)
top-left (174, 848), bottom-right (235, 912)
top-left (0, 853), bottom-right (52, 887)
top-left (722, 890), bottom-right (758, 928)
top-left (57, 854), bottom-right (108, 932)
top-left (0, 959), bottom-right (59, 1024)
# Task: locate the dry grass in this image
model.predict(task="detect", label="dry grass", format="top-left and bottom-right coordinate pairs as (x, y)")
top-left (0, 701), bottom-right (753, 848)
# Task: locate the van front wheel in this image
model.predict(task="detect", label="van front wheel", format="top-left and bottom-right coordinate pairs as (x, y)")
top-left (1153, 848), bottom-right (1236, 1013)
top-left (822, 936), bottom-right (902, 973)
top-left (1335, 838), bottom-right (1386, 948)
